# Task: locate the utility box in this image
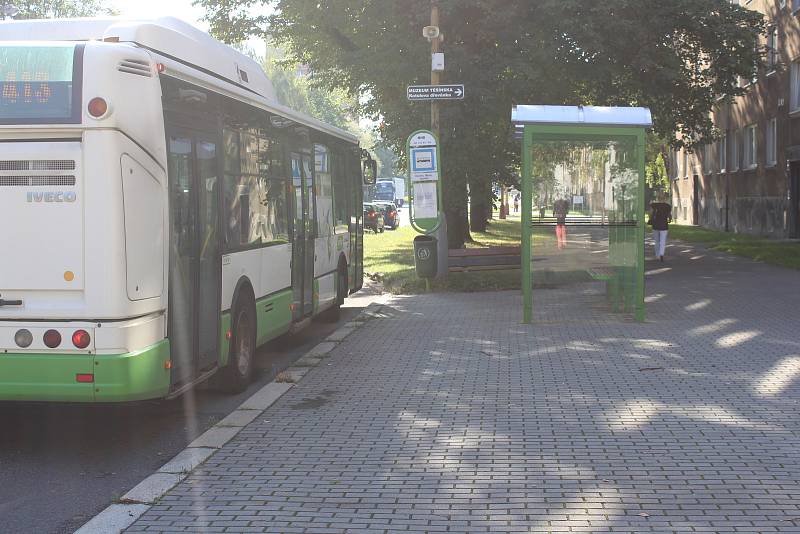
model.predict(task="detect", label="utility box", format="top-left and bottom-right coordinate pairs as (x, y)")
top-left (432, 52), bottom-right (445, 72)
top-left (413, 235), bottom-right (438, 278)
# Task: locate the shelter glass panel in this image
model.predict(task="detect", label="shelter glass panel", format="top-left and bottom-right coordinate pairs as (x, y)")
top-left (526, 133), bottom-right (643, 322)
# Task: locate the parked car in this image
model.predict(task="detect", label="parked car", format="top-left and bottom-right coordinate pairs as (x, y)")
top-left (374, 201), bottom-right (399, 230)
top-left (363, 203), bottom-right (385, 233)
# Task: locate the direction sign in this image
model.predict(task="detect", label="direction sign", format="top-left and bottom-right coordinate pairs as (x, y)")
top-left (407, 84), bottom-right (465, 101)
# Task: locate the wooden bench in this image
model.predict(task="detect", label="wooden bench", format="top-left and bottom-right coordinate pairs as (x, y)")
top-left (587, 267), bottom-right (616, 281)
top-left (448, 246), bottom-right (521, 273)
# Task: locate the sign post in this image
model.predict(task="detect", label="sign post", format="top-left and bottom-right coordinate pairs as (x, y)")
top-left (428, 1), bottom-right (448, 280)
top-left (407, 84), bottom-right (465, 101)
top-left (407, 130), bottom-right (443, 235)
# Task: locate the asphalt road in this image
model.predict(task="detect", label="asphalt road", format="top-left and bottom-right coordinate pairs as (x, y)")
top-left (0, 284), bottom-right (383, 534)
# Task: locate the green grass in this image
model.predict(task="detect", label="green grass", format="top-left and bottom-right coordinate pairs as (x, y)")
top-left (669, 225), bottom-right (800, 270)
top-left (365, 219), bottom-right (800, 294)
top-left (465, 219), bottom-right (521, 248)
top-left (364, 219), bottom-right (523, 294)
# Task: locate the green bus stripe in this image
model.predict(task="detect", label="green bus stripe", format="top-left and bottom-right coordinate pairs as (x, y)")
top-left (255, 289), bottom-right (293, 347)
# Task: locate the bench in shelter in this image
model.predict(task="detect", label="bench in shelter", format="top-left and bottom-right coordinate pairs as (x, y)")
top-left (448, 247), bottom-right (521, 273)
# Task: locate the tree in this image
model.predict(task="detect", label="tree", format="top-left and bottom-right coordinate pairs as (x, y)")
top-left (262, 49), bottom-right (355, 130)
top-left (195, 0), bottom-right (764, 248)
top-left (12, 0), bottom-right (114, 18)
top-left (261, 48), bottom-right (398, 177)
top-left (517, 0), bottom-right (764, 149)
top-left (646, 134), bottom-right (671, 199)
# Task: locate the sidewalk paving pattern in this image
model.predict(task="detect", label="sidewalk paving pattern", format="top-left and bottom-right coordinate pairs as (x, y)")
top-left (126, 241), bottom-right (800, 533)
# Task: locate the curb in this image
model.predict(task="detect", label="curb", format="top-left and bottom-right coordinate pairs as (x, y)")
top-left (74, 302), bottom-right (385, 534)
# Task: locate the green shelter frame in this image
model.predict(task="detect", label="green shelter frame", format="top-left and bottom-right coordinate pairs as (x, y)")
top-left (512, 105), bottom-right (653, 324)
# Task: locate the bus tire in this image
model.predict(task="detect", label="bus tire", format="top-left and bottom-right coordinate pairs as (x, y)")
top-left (218, 294), bottom-right (256, 393)
top-left (320, 262), bottom-right (346, 323)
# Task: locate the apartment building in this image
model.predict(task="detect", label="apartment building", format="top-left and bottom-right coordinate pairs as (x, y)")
top-left (670, 0), bottom-right (800, 238)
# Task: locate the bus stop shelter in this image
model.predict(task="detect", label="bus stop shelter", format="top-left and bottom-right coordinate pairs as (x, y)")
top-left (512, 105), bottom-right (652, 324)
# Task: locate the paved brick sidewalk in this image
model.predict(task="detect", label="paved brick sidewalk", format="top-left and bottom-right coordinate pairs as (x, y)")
top-left (126, 241), bottom-right (800, 534)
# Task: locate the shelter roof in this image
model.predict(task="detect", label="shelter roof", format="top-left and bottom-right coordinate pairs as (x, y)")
top-left (512, 105), bottom-right (652, 136)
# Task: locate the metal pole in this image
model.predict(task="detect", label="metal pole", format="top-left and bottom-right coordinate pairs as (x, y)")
top-left (522, 127), bottom-right (533, 323)
top-left (431, 1), bottom-right (448, 279)
top-left (635, 130), bottom-right (646, 322)
top-left (431, 2), bottom-right (440, 132)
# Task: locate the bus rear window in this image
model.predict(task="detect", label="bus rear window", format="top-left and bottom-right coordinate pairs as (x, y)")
top-left (0, 44), bottom-right (82, 124)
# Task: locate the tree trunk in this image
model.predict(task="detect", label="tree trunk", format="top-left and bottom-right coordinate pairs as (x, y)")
top-left (441, 134), bottom-right (471, 249)
top-left (444, 176), bottom-right (470, 249)
top-left (469, 178), bottom-right (489, 233)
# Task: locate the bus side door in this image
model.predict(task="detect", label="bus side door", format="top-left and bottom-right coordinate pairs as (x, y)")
top-left (290, 152), bottom-right (314, 319)
top-left (167, 131), bottom-right (221, 385)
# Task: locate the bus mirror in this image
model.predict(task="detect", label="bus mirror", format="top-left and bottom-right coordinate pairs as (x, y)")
top-left (363, 158), bottom-right (377, 185)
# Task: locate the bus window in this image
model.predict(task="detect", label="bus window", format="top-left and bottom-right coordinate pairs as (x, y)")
top-left (374, 180), bottom-right (395, 202)
top-left (314, 144), bottom-right (334, 238)
top-left (223, 127), bottom-right (289, 249)
top-left (332, 149), bottom-right (349, 233)
top-left (161, 76), bottom-right (219, 120)
top-left (302, 155), bottom-right (316, 237)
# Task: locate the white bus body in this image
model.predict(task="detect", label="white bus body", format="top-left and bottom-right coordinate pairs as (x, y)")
top-left (0, 17), bottom-right (365, 402)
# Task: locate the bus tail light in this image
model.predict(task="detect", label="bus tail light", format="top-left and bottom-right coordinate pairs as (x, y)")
top-left (76, 374), bottom-right (94, 383)
top-left (14, 329), bottom-right (33, 348)
top-left (43, 329), bottom-right (62, 348)
top-left (88, 97), bottom-right (109, 118)
top-left (72, 330), bottom-right (91, 349)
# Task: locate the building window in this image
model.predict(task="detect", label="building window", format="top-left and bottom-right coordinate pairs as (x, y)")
top-left (670, 150), bottom-right (678, 181)
top-left (703, 143), bottom-right (712, 174)
top-left (719, 134), bottom-right (727, 173)
top-left (768, 27), bottom-right (779, 72)
top-left (682, 149), bottom-right (688, 178)
top-left (730, 131), bottom-right (740, 171)
top-left (766, 118), bottom-right (777, 167)
top-left (792, 62), bottom-right (800, 113)
top-left (743, 125), bottom-right (757, 169)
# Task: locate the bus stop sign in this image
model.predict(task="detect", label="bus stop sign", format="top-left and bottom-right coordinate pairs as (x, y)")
top-left (407, 130), bottom-right (443, 235)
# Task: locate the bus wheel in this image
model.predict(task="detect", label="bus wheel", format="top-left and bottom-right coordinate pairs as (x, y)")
top-left (219, 296), bottom-right (256, 393)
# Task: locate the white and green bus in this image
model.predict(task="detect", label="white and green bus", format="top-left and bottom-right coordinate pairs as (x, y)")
top-left (0, 17), bottom-right (374, 402)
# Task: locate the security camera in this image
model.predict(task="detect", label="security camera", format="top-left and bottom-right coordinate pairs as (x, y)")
top-left (422, 26), bottom-right (440, 40)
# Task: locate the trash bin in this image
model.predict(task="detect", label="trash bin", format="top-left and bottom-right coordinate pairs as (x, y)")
top-left (413, 235), bottom-right (437, 278)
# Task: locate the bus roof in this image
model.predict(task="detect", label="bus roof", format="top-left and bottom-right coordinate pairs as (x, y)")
top-left (0, 17), bottom-right (359, 144)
